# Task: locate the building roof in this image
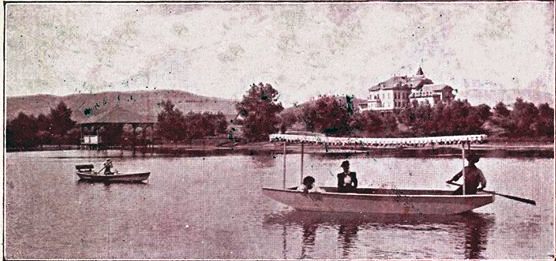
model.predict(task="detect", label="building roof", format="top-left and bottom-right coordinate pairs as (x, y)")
top-left (416, 67), bottom-right (424, 76)
top-left (369, 75), bottom-right (433, 92)
top-left (419, 84), bottom-right (453, 92)
top-left (79, 105), bottom-right (157, 124)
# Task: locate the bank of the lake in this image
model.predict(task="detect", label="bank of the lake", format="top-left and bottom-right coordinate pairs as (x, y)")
top-left (9, 141), bottom-right (553, 158)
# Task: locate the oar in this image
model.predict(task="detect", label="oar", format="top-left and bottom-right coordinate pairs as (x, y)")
top-left (96, 165), bottom-right (106, 175)
top-left (447, 182), bottom-right (536, 205)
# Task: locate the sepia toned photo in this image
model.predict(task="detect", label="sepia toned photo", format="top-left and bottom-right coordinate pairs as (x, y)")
top-left (3, 1), bottom-right (555, 259)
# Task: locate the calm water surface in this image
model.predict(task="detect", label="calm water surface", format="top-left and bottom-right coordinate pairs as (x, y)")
top-left (5, 150), bottom-right (554, 259)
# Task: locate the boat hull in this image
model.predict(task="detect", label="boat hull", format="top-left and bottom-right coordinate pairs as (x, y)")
top-left (76, 172), bottom-right (150, 182)
top-left (262, 187), bottom-right (494, 215)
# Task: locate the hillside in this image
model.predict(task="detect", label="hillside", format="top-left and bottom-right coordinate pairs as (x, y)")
top-left (6, 90), bottom-right (238, 123)
top-left (459, 88), bottom-right (555, 107)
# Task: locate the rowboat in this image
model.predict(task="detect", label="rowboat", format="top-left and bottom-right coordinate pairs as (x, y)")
top-left (262, 133), bottom-right (495, 215)
top-left (75, 164), bottom-right (150, 182)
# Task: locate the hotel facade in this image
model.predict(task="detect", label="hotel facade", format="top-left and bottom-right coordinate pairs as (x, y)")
top-left (359, 68), bottom-right (456, 112)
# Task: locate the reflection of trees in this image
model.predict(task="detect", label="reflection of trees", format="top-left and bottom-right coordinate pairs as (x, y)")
top-left (263, 211), bottom-right (495, 259)
top-left (250, 155), bottom-right (276, 169)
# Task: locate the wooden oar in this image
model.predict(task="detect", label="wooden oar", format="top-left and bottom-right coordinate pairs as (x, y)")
top-left (447, 182), bottom-right (536, 205)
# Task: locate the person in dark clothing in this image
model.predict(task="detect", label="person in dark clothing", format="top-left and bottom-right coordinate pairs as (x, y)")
top-left (447, 154), bottom-right (486, 195)
top-left (337, 160), bottom-right (358, 193)
top-left (103, 159), bottom-right (114, 175)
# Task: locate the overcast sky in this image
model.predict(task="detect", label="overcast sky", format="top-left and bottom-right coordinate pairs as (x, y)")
top-left (5, 2), bottom-right (555, 106)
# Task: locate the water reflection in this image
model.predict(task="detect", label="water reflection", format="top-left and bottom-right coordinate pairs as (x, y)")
top-left (264, 211), bottom-right (494, 259)
top-left (338, 223), bottom-right (358, 258)
top-left (300, 222), bottom-right (318, 258)
top-left (463, 212), bottom-right (492, 259)
top-left (76, 180), bottom-right (149, 187)
top-left (250, 154), bottom-right (277, 169)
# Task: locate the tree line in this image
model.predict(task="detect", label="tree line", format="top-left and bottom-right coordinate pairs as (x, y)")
top-left (237, 83), bottom-right (554, 142)
top-left (6, 100), bottom-right (230, 149)
top-left (156, 100), bottom-right (229, 143)
top-left (6, 102), bottom-right (79, 149)
top-left (6, 84), bottom-right (555, 149)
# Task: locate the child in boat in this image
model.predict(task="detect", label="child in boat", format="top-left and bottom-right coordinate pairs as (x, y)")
top-left (297, 176), bottom-right (324, 193)
top-left (447, 154), bottom-right (486, 195)
top-left (103, 159), bottom-right (114, 175)
top-left (337, 160), bottom-right (358, 193)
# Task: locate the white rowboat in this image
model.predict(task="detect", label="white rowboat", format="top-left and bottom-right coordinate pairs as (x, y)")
top-left (75, 164), bottom-right (150, 182)
top-left (76, 171), bottom-right (150, 182)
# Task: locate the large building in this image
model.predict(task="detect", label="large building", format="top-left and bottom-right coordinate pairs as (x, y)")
top-left (359, 67), bottom-right (456, 112)
top-left (78, 105), bottom-right (156, 148)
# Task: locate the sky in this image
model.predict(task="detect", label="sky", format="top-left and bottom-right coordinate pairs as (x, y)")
top-left (5, 2), bottom-right (555, 106)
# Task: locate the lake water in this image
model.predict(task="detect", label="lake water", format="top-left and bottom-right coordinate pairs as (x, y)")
top-left (5, 150), bottom-right (554, 259)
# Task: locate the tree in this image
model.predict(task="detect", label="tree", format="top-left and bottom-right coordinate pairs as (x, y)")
top-left (299, 96), bottom-right (351, 136)
top-left (279, 110), bottom-right (298, 133)
top-left (236, 83), bottom-right (284, 141)
top-left (349, 111), bottom-right (384, 136)
top-left (156, 100), bottom-right (186, 142)
top-left (475, 104), bottom-right (492, 122)
top-left (493, 102), bottom-right (510, 117)
top-left (6, 112), bottom-right (39, 149)
top-left (184, 112), bottom-right (212, 139)
top-left (398, 100), bottom-right (488, 136)
top-left (213, 112), bottom-right (229, 135)
top-left (49, 101), bottom-right (76, 145)
top-left (535, 103), bottom-right (554, 138)
top-left (510, 98), bottom-right (539, 137)
top-left (36, 113), bottom-right (53, 146)
top-left (299, 104), bottom-right (318, 132)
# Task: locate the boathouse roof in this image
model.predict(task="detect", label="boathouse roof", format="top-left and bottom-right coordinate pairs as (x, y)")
top-left (79, 105), bottom-right (157, 124)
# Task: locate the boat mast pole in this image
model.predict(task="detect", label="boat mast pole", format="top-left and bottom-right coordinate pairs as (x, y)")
top-left (283, 142), bottom-right (287, 189)
top-left (300, 142), bottom-right (304, 183)
top-left (461, 142), bottom-right (466, 195)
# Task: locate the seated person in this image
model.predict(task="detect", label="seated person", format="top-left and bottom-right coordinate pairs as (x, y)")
top-left (103, 159), bottom-right (114, 175)
top-left (337, 160), bottom-right (358, 193)
top-left (447, 154), bottom-right (486, 195)
top-left (297, 176), bottom-right (324, 193)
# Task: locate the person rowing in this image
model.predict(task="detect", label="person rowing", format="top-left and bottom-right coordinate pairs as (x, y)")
top-left (98, 159), bottom-right (114, 175)
top-left (447, 154), bottom-right (486, 195)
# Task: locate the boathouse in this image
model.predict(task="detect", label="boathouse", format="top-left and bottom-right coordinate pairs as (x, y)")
top-left (78, 105), bottom-right (156, 148)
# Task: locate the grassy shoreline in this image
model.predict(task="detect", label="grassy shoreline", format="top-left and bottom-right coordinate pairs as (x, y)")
top-left (6, 141), bottom-right (554, 158)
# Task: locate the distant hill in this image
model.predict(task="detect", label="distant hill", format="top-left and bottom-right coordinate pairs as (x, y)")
top-left (6, 90), bottom-right (238, 123)
top-left (458, 88), bottom-right (555, 107)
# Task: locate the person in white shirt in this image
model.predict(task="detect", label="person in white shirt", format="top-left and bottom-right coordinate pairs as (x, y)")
top-left (297, 176), bottom-right (324, 193)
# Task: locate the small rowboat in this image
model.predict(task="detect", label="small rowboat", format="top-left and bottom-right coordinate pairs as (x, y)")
top-left (262, 187), bottom-right (494, 215)
top-left (263, 133), bottom-right (495, 215)
top-left (75, 164), bottom-right (150, 182)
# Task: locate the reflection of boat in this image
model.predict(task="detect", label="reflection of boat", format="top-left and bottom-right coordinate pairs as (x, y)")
top-left (263, 209), bottom-right (494, 227)
top-left (263, 134), bottom-right (494, 215)
top-left (75, 164), bottom-right (150, 182)
top-left (263, 187), bottom-right (494, 215)
top-left (264, 210), bottom-right (495, 259)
